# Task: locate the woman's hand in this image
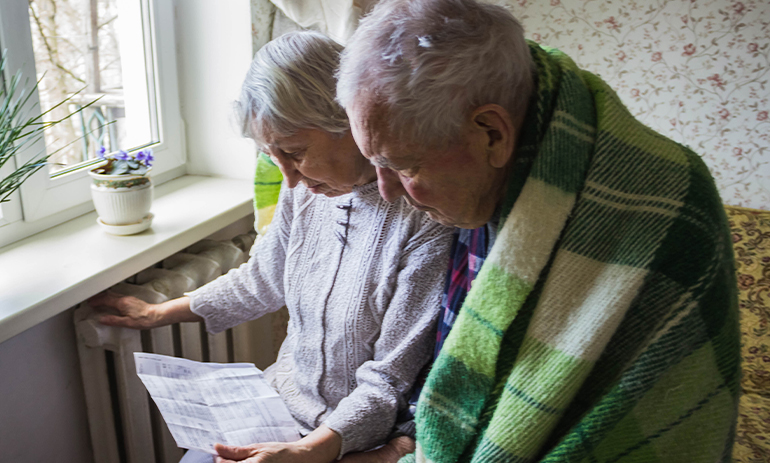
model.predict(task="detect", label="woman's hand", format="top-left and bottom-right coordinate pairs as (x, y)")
top-left (338, 436), bottom-right (415, 463)
top-left (89, 291), bottom-right (200, 329)
top-left (213, 431), bottom-right (413, 463)
top-left (215, 425), bottom-right (341, 463)
top-left (214, 442), bottom-right (313, 463)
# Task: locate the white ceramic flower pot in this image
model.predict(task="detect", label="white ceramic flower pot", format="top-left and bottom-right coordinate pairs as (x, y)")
top-left (89, 170), bottom-right (153, 226)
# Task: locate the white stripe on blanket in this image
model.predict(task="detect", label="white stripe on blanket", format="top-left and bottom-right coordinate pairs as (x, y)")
top-left (487, 178), bottom-right (575, 286)
top-left (416, 443), bottom-right (430, 463)
top-left (527, 251), bottom-right (647, 362)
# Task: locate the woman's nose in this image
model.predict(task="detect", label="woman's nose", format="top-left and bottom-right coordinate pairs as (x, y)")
top-left (376, 166), bottom-right (407, 203)
top-left (274, 157), bottom-right (302, 188)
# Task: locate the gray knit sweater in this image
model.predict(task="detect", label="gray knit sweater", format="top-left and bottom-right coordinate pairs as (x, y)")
top-left (188, 182), bottom-right (452, 456)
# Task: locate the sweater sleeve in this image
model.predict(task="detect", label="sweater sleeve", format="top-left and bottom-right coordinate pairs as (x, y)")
top-left (187, 183), bottom-right (294, 334)
top-left (323, 215), bottom-right (453, 457)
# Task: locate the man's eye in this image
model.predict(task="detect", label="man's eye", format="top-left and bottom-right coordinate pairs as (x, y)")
top-left (281, 150), bottom-right (304, 159)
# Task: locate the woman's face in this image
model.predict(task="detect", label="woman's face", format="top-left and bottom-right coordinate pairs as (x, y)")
top-left (263, 129), bottom-right (376, 197)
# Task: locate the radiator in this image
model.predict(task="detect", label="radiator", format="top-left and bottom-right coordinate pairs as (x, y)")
top-left (74, 232), bottom-right (288, 463)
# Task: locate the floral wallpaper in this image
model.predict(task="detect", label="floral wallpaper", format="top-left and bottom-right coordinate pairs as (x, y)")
top-left (506, 0), bottom-right (770, 210)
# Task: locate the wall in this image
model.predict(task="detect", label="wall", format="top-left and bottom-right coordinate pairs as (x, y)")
top-left (174, 0), bottom-right (258, 180)
top-left (508, 0), bottom-right (770, 210)
top-left (0, 309), bottom-right (94, 463)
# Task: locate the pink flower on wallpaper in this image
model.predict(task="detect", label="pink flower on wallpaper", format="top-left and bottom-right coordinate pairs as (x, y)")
top-left (708, 74), bottom-right (726, 90)
top-left (604, 16), bottom-right (620, 30)
top-left (517, 0), bottom-right (527, 6)
top-left (550, 0), bottom-right (560, 5)
top-left (532, 32), bottom-right (542, 42)
top-left (508, 0), bottom-right (770, 210)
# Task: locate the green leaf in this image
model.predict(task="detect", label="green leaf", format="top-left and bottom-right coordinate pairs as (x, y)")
top-left (111, 160), bottom-right (129, 175)
top-left (131, 165), bottom-right (148, 176)
top-left (0, 50), bottom-right (101, 202)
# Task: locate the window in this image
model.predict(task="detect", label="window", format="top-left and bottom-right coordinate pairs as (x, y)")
top-left (29, 0), bottom-right (160, 175)
top-left (0, 0), bottom-right (184, 248)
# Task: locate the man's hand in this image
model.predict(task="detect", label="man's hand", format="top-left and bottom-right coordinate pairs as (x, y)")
top-left (339, 436), bottom-right (415, 463)
top-left (89, 291), bottom-right (200, 329)
top-left (214, 442), bottom-right (311, 463)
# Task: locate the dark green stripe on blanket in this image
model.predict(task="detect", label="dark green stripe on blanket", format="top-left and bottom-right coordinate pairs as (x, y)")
top-left (417, 355), bottom-right (494, 463)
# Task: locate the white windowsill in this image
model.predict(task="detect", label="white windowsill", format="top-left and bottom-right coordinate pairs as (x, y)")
top-left (0, 175), bottom-right (254, 345)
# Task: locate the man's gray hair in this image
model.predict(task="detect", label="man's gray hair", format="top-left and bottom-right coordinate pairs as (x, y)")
top-left (337, 0), bottom-right (535, 147)
top-left (237, 30), bottom-right (349, 144)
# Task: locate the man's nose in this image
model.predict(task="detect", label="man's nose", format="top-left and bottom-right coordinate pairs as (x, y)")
top-left (274, 157), bottom-right (302, 188)
top-left (376, 166), bottom-right (407, 203)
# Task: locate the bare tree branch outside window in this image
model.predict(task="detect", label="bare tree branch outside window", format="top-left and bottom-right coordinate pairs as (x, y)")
top-left (28, 0), bottom-right (125, 174)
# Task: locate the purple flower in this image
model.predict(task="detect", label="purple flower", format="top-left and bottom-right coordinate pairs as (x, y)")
top-left (116, 150), bottom-right (130, 160)
top-left (144, 148), bottom-right (154, 167)
top-left (98, 146), bottom-right (107, 159)
top-left (135, 150), bottom-right (147, 162)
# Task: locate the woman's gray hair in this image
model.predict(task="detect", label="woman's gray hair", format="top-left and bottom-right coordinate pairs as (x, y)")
top-left (336, 0), bottom-right (535, 148)
top-left (237, 30), bottom-right (349, 145)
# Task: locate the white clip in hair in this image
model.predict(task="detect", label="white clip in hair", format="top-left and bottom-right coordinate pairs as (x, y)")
top-left (417, 36), bottom-right (432, 48)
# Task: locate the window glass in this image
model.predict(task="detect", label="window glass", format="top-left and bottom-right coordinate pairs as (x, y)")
top-left (28, 0), bottom-right (158, 175)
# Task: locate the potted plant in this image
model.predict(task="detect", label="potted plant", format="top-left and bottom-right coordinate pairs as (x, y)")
top-left (89, 147), bottom-right (154, 235)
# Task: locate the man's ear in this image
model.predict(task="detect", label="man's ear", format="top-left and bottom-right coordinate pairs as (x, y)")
top-left (471, 104), bottom-right (515, 168)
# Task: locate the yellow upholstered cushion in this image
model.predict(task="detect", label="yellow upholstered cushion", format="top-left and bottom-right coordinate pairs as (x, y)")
top-left (727, 205), bottom-right (770, 462)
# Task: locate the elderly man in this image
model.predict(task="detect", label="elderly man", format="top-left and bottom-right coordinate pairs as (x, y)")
top-left (337, 0), bottom-right (740, 462)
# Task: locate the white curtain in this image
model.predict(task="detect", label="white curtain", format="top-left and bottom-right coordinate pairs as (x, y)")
top-left (269, 0), bottom-right (377, 44)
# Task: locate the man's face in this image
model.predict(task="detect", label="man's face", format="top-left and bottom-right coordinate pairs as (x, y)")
top-left (349, 102), bottom-right (504, 229)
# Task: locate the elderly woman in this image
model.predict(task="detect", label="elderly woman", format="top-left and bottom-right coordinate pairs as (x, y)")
top-left (90, 30), bottom-right (452, 463)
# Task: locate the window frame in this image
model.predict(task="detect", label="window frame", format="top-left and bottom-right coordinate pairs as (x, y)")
top-left (0, 0), bottom-right (185, 248)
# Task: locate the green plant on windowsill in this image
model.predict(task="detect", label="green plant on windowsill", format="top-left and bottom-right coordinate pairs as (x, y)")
top-left (0, 53), bottom-right (98, 203)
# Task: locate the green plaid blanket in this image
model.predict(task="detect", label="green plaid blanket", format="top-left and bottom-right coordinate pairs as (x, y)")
top-left (405, 43), bottom-right (740, 463)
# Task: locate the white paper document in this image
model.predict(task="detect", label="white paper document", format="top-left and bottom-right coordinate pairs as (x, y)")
top-left (134, 352), bottom-right (301, 455)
